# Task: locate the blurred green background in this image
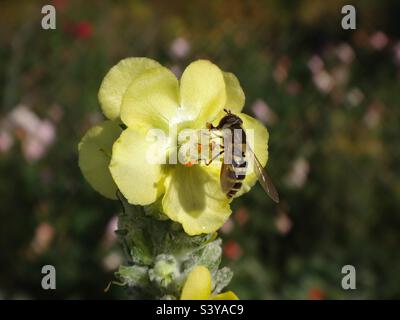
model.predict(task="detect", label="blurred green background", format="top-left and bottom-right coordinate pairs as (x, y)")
top-left (1, 0), bottom-right (400, 299)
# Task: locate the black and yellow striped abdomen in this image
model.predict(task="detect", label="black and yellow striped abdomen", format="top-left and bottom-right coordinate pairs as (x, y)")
top-left (223, 125), bottom-right (247, 198)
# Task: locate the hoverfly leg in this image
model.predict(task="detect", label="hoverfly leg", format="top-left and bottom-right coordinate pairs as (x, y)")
top-left (205, 149), bottom-right (225, 166)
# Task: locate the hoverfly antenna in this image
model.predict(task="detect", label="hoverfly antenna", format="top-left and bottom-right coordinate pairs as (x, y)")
top-left (223, 108), bottom-right (231, 114)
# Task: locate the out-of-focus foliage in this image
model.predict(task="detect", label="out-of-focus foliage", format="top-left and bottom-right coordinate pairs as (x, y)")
top-left (0, 0), bottom-right (399, 299)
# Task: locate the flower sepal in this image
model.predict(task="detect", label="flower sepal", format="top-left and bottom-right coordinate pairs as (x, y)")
top-left (113, 192), bottom-right (234, 299)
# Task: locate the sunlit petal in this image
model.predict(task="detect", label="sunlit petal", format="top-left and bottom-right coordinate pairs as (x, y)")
top-left (162, 165), bottom-right (231, 235)
top-left (180, 60), bottom-right (226, 127)
top-left (109, 128), bottom-right (165, 205)
top-left (78, 120), bottom-right (122, 199)
top-left (120, 66), bottom-right (179, 131)
top-left (223, 72), bottom-right (245, 113)
top-left (98, 57), bottom-right (161, 121)
top-left (180, 266), bottom-right (212, 300)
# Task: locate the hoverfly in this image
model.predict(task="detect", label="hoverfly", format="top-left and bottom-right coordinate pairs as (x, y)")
top-left (206, 109), bottom-right (279, 203)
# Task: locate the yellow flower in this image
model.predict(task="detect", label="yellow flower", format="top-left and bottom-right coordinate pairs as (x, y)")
top-left (78, 57), bottom-right (269, 235)
top-left (180, 265), bottom-right (238, 300)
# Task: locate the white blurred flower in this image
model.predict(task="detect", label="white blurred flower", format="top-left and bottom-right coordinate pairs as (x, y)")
top-left (29, 222), bottom-right (55, 256)
top-left (169, 37), bottom-right (190, 59)
top-left (251, 99), bottom-right (277, 125)
top-left (313, 69), bottom-right (334, 94)
top-left (284, 157), bottom-right (310, 189)
top-left (346, 88), bottom-right (364, 107)
top-left (9, 105), bottom-right (41, 134)
top-left (102, 251), bottom-right (123, 271)
top-left (275, 211), bottom-right (292, 235)
top-left (6, 104), bottom-right (57, 162)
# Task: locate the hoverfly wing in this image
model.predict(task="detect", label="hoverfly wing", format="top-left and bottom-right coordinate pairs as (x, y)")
top-left (248, 146), bottom-right (279, 203)
top-left (220, 163), bottom-right (236, 194)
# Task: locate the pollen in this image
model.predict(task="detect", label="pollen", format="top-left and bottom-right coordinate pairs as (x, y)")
top-left (184, 161), bottom-right (194, 167)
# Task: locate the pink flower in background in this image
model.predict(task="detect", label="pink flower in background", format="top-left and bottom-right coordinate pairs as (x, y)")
top-left (6, 105), bottom-right (57, 162)
top-left (284, 157), bottom-right (310, 189)
top-left (169, 37), bottom-right (190, 59)
top-left (307, 55), bottom-right (324, 74)
top-left (234, 207), bottom-right (249, 226)
top-left (275, 211), bottom-right (292, 235)
top-left (369, 31), bottom-right (388, 51)
top-left (0, 131), bottom-right (14, 153)
top-left (23, 139), bottom-right (46, 162)
top-left (22, 120), bottom-right (56, 162)
top-left (336, 43), bottom-right (355, 64)
top-left (313, 69), bottom-right (334, 94)
top-left (29, 222), bottom-right (55, 256)
top-left (220, 218), bottom-right (234, 234)
top-left (307, 56), bottom-right (334, 94)
top-left (251, 99), bottom-right (277, 125)
top-left (102, 215), bottom-right (119, 249)
top-left (9, 105), bottom-right (41, 133)
top-left (223, 240), bottom-right (243, 260)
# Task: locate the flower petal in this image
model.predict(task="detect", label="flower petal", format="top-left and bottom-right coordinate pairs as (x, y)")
top-left (211, 291), bottom-right (239, 300)
top-left (180, 266), bottom-right (212, 300)
top-left (109, 128), bottom-right (165, 205)
top-left (162, 165), bottom-right (231, 235)
top-left (98, 57), bottom-right (161, 121)
top-left (223, 72), bottom-right (245, 113)
top-left (180, 60), bottom-right (226, 126)
top-left (120, 66), bottom-right (179, 131)
top-left (78, 120), bottom-right (122, 199)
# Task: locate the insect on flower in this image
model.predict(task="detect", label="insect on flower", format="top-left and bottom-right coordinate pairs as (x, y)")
top-left (206, 109), bottom-right (279, 202)
top-left (79, 57), bottom-right (279, 235)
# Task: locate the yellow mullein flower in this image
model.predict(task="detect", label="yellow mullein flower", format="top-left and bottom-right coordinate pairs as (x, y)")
top-left (180, 266), bottom-right (238, 300)
top-left (78, 57), bottom-right (270, 235)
